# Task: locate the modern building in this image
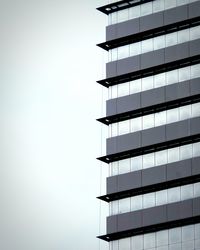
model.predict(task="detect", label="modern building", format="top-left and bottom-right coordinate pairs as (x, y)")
top-left (96, 0), bottom-right (200, 249)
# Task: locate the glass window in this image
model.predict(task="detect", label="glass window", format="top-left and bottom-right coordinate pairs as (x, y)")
top-left (130, 42), bottom-right (141, 57)
top-left (153, 0), bottom-right (164, 13)
top-left (165, 0), bottom-right (177, 9)
top-left (156, 189), bottom-right (167, 206)
top-left (156, 229), bottom-right (169, 247)
top-left (131, 117), bottom-right (142, 132)
top-left (169, 243), bottom-right (181, 250)
top-left (118, 120), bottom-right (130, 136)
top-left (167, 108), bottom-right (179, 123)
top-left (166, 69), bottom-right (178, 85)
top-left (111, 123), bottom-right (118, 137)
top-left (177, 0), bottom-right (189, 5)
top-left (119, 158), bottom-right (130, 174)
top-left (111, 85), bottom-right (118, 99)
top-left (130, 79), bottom-right (141, 94)
top-left (131, 155), bottom-right (142, 171)
top-left (142, 76), bottom-right (154, 91)
top-left (119, 238), bottom-right (130, 250)
top-left (191, 64), bottom-right (200, 78)
top-left (168, 186), bottom-right (181, 203)
top-left (111, 200), bottom-right (119, 215)
top-left (154, 72), bottom-right (166, 88)
top-left (178, 28), bottom-right (190, 43)
top-left (157, 246), bottom-right (169, 250)
top-left (117, 82), bottom-right (129, 98)
top-left (111, 162), bottom-right (119, 176)
top-left (154, 35), bottom-right (165, 50)
top-left (111, 48), bottom-right (118, 61)
top-left (195, 224), bottom-right (200, 239)
top-left (181, 184), bottom-right (193, 200)
top-left (111, 12), bottom-right (117, 25)
top-left (155, 149), bottom-right (167, 166)
top-left (180, 105), bottom-right (191, 120)
top-left (142, 39), bottom-right (153, 54)
top-left (193, 142), bottom-right (200, 157)
top-left (143, 114), bottom-right (154, 130)
top-left (190, 26), bottom-right (200, 40)
top-left (166, 32), bottom-right (178, 47)
top-left (182, 240), bottom-right (194, 250)
top-left (195, 239), bottom-right (200, 249)
top-left (143, 153), bottom-right (155, 169)
top-left (169, 227), bottom-right (182, 244)
top-left (155, 110), bottom-right (166, 126)
top-left (192, 102), bottom-right (200, 117)
top-left (117, 45), bottom-right (129, 60)
top-left (129, 5), bottom-right (140, 19)
top-left (141, 1), bottom-right (153, 16)
top-left (180, 144), bottom-right (192, 160)
top-left (118, 9), bottom-right (129, 23)
top-left (131, 235), bottom-right (143, 250)
top-left (179, 66), bottom-right (190, 82)
top-left (119, 198), bottom-right (130, 214)
top-left (168, 147), bottom-right (180, 163)
top-left (131, 195), bottom-right (142, 211)
top-left (182, 225), bottom-right (194, 241)
top-left (143, 192), bottom-right (155, 208)
top-left (194, 182), bottom-right (200, 197)
top-left (144, 233), bottom-right (156, 249)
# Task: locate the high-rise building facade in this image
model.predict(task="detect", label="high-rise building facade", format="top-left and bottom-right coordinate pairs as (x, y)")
top-left (97, 0), bottom-right (200, 249)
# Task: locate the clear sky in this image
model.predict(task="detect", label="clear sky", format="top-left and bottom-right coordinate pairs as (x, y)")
top-left (0, 0), bottom-right (108, 249)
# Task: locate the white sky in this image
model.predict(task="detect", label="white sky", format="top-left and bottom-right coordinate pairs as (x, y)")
top-left (0, 0), bottom-right (109, 249)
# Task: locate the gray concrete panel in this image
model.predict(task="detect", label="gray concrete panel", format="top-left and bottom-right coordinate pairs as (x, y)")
top-left (106, 98), bottom-right (117, 117)
top-left (106, 137), bottom-right (117, 155)
top-left (107, 215), bottom-right (117, 234)
top-left (106, 176), bottom-right (118, 194)
top-left (106, 24), bottom-right (116, 41)
top-left (165, 84), bottom-right (178, 102)
top-left (141, 49), bottom-right (164, 70)
top-left (117, 132), bottom-right (141, 153)
top-left (177, 81), bottom-right (190, 98)
top-left (142, 126), bottom-right (165, 147)
top-left (142, 165), bottom-right (166, 186)
top-left (141, 87), bottom-right (165, 108)
top-left (189, 39), bottom-right (200, 57)
top-left (106, 61), bottom-right (117, 78)
top-left (189, 0), bottom-right (200, 19)
top-left (180, 199), bottom-right (193, 219)
top-left (117, 18), bottom-right (140, 39)
top-left (118, 170), bottom-right (142, 192)
top-left (143, 206), bottom-right (167, 227)
top-left (164, 5), bottom-right (188, 25)
top-left (116, 93), bottom-right (140, 114)
top-left (117, 212), bottom-right (133, 232)
top-left (140, 12), bottom-right (163, 32)
top-left (167, 159), bottom-right (192, 181)
top-left (192, 157), bottom-right (200, 175)
top-left (190, 117), bottom-right (200, 135)
top-left (167, 202), bottom-right (181, 221)
top-left (193, 197), bottom-right (200, 216)
top-left (166, 120), bottom-right (190, 141)
top-left (190, 78), bottom-right (200, 95)
top-left (116, 56), bottom-right (140, 76)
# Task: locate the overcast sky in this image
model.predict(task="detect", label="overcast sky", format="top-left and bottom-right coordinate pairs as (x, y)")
top-left (0, 0), bottom-right (109, 249)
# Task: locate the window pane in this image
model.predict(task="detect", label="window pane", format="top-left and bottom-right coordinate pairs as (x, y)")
top-left (178, 29), bottom-right (189, 43)
top-left (165, 0), bottom-right (177, 9)
top-left (131, 235), bottom-right (143, 250)
top-left (131, 155), bottom-right (142, 171)
top-left (192, 102), bottom-right (200, 117)
top-left (193, 142), bottom-right (200, 157)
top-left (156, 190), bottom-right (167, 206)
top-left (142, 76), bottom-right (154, 91)
top-left (169, 228), bottom-right (181, 244)
top-left (130, 79), bottom-right (141, 94)
top-left (182, 225), bottom-right (194, 241)
top-left (111, 48), bottom-right (118, 61)
top-left (143, 114), bottom-right (154, 130)
top-left (118, 45), bottom-right (129, 60)
top-left (168, 147), bottom-right (180, 163)
top-left (166, 32), bottom-right (178, 47)
top-left (119, 158), bottom-right (130, 174)
top-left (154, 35), bottom-right (165, 50)
top-left (118, 9), bottom-right (129, 23)
top-left (195, 224), bottom-right (200, 239)
top-left (194, 182), bottom-right (200, 197)
top-left (111, 123), bottom-right (118, 137)
top-left (153, 0), bottom-right (164, 13)
top-left (168, 187), bottom-right (181, 203)
top-left (131, 117), bottom-right (142, 132)
top-left (142, 39), bottom-right (153, 54)
top-left (191, 64), bottom-right (200, 78)
top-left (166, 69), bottom-right (178, 85)
top-left (182, 240), bottom-right (194, 250)
top-left (119, 198), bottom-right (130, 214)
top-left (180, 144), bottom-right (192, 160)
top-left (118, 120), bottom-right (129, 136)
top-left (117, 82), bottom-right (129, 97)
top-left (155, 149), bottom-right (167, 166)
top-left (169, 243), bottom-right (181, 250)
top-left (131, 195), bottom-right (142, 211)
top-left (155, 110), bottom-right (166, 126)
top-left (143, 153), bottom-right (155, 169)
top-left (154, 73), bottom-right (166, 88)
top-left (167, 108), bottom-right (179, 123)
top-left (156, 229), bottom-right (169, 247)
top-left (190, 26), bottom-right (200, 40)
top-left (111, 162), bottom-right (118, 176)
top-left (141, 1), bottom-right (152, 16)
top-left (144, 233), bottom-right (156, 249)
top-left (143, 192), bottom-right (155, 208)
top-left (129, 5), bottom-right (140, 19)
top-left (119, 238), bottom-right (130, 250)
top-left (130, 42), bottom-right (141, 56)
top-left (179, 66), bottom-right (190, 82)
top-left (111, 200), bottom-right (119, 215)
top-left (180, 105), bottom-right (191, 120)
top-left (111, 85), bottom-right (118, 99)
top-left (181, 184), bottom-right (193, 200)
